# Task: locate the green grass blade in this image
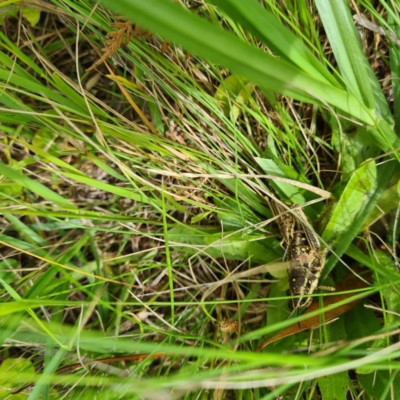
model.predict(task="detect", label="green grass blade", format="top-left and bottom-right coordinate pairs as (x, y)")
top-left (315, 0), bottom-right (391, 123)
top-left (3, 213), bottom-right (48, 247)
top-left (0, 162), bottom-right (76, 209)
top-left (26, 347), bottom-right (68, 400)
top-left (211, 0), bottom-right (337, 86)
top-left (99, 0), bottom-right (375, 125)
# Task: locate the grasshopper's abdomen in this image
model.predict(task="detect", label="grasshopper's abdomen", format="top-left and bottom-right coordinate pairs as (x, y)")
top-left (287, 262), bottom-right (319, 309)
top-left (288, 231), bottom-right (325, 309)
top-left (290, 232), bottom-right (323, 276)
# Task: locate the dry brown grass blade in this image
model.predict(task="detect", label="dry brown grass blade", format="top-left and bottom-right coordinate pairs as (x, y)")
top-left (104, 65), bottom-right (158, 133)
top-left (257, 273), bottom-right (371, 351)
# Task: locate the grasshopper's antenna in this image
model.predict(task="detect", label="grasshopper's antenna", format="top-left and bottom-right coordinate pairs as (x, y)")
top-left (287, 300), bottom-right (297, 320)
top-left (287, 309), bottom-right (302, 331)
top-left (296, 307), bottom-right (301, 329)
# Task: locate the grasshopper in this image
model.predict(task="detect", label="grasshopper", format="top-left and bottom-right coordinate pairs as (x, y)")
top-left (267, 198), bottom-right (328, 309)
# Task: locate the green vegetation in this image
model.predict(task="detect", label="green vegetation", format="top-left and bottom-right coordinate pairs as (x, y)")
top-left (0, 0), bottom-right (399, 398)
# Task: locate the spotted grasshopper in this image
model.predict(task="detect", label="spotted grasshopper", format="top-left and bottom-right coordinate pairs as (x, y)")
top-left (268, 199), bottom-right (329, 309)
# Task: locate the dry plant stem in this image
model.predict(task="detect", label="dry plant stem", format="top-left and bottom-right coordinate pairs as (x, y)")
top-left (353, 14), bottom-right (400, 46)
top-left (86, 20), bottom-right (133, 72)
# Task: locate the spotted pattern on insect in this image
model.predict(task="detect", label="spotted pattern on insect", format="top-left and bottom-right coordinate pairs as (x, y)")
top-left (267, 198), bottom-right (328, 309)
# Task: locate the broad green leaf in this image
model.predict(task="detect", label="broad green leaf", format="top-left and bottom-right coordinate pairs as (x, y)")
top-left (323, 161), bottom-right (397, 279)
top-left (0, 162), bottom-right (76, 209)
top-left (323, 160), bottom-right (376, 246)
top-left (0, 2), bottom-right (40, 27)
top-left (344, 303), bottom-right (381, 344)
top-left (318, 373), bottom-right (349, 400)
top-left (359, 371), bottom-right (400, 399)
top-left (0, 5), bottom-right (40, 27)
top-left (371, 119), bottom-right (399, 154)
top-left (315, 1), bottom-right (373, 106)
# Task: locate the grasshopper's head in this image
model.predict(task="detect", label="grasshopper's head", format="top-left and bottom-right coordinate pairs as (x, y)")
top-left (288, 266), bottom-right (319, 310)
